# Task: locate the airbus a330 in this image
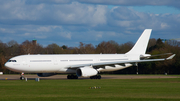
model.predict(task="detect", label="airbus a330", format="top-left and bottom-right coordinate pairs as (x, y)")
top-left (5, 29), bottom-right (175, 79)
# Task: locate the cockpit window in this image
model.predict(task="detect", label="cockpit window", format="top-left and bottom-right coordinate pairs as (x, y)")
top-left (8, 60), bottom-right (17, 62)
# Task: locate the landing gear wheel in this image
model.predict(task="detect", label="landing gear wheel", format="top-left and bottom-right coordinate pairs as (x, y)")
top-left (97, 75), bottom-right (101, 79)
top-left (67, 75), bottom-right (70, 79)
top-left (90, 75), bottom-right (101, 79)
top-left (20, 76), bottom-right (25, 80)
top-left (67, 74), bottom-right (78, 79)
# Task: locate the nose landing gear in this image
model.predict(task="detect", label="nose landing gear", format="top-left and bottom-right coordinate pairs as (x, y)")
top-left (20, 72), bottom-right (25, 80)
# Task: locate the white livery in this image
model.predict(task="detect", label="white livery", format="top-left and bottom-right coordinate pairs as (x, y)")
top-left (5, 29), bottom-right (175, 79)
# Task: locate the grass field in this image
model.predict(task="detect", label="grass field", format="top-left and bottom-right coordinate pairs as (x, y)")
top-left (0, 78), bottom-right (180, 101)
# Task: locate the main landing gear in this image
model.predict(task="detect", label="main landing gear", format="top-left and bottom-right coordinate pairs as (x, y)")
top-left (67, 74), bottom-right (78, 79)
top-left (90, 75), bottom-right (101, 79)
top-left (67, 74), bottom-right (101, 79)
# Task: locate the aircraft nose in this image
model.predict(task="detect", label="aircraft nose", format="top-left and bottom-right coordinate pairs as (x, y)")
top-left (4, 62), bottom-right (17, 72)
top-left (4, 62), bottom-right (11, 69)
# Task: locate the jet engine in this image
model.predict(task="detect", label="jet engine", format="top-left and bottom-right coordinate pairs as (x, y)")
top-left (37, 73), bottom-right (56, 77)
top-left (76, 66), bottom-right (98, 77)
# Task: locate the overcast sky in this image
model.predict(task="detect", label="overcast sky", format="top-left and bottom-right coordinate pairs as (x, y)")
top-left (0, 0), bottom-right (180, 47)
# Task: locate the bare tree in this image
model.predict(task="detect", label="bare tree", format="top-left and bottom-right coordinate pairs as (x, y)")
top-left (45, 43), bottom-right (63, 54)
top-left (7, 40), bottom-right (20, 56)
top-left (119, 41), bottom-right (134, 53)
top-left (74, 42), bottom-right (95, 54)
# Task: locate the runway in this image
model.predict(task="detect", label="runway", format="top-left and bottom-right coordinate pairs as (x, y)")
top-left (0, 75), bottom-right (179, 80)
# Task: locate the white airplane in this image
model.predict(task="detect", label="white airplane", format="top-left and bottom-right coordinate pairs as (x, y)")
top-left (5, 29), bottom-right (175, 80)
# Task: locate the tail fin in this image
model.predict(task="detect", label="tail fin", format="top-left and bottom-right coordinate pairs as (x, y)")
top-left (126, 29), bottom-right (152, 54)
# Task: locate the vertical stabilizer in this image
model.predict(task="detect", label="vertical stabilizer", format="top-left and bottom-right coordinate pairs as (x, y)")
top-left (126, 29), bottom-right (152, 54)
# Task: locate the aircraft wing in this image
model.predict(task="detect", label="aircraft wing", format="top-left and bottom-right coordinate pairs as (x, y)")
top-left (67, 54), bottom-right (176, 69)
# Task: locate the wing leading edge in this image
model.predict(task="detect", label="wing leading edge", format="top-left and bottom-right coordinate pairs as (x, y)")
top-left (67, 54), bottom-right (176, 69)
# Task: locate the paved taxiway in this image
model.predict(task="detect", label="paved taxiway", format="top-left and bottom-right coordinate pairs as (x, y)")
top-left (0, 75), bottom-right (179, 80)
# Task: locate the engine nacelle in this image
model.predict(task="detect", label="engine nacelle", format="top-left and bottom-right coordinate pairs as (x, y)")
top-left (37, 73), bottom-right (56, 77)
top-left (76, 67), bottom-right (98, 77)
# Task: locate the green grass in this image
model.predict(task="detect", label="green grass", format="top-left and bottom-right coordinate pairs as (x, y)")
top-left (0, 78), bottom-right (180, 101)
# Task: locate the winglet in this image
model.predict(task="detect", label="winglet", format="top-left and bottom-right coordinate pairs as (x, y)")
top-left (166, 54), bottom-right (176, 60)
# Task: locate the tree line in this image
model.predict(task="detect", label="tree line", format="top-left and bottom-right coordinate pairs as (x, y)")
top-left (0, 38), bottom-right (180, 74)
